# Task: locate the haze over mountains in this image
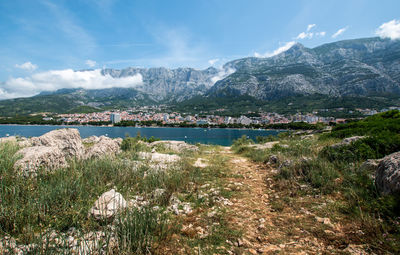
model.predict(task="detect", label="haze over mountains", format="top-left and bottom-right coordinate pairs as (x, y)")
top-left (0, 37), bottom-right (399, 115)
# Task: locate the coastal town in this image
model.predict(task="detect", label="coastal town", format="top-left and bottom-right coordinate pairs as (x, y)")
top-left (54, 106), bottom-right (400, 126)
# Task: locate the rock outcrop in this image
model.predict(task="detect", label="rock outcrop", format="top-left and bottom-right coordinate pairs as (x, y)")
top-left (375, 152), bottom-right (400, 195)
top-left (331, 136), bottom-right (366, 148)
top-left (30, 128), bottom-right (85, 159)
top-left (150, 140), bottom-right (198, 153)
top-left (14, 146), bottom-right (68, 176)
top-left (84, 136), bottom-right (122, 159)
top-left (248, 141), bottom-right (279, 150)
top-left (13, 129), bottom-right (123, 174)
top-left (89, 189), bottom-right (127, 220)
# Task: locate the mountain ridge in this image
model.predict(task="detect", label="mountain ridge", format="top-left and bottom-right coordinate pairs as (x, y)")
top-left (209, 37), bottom-right (400, 100)
top-left (0, 36), bottom-right (399, 116)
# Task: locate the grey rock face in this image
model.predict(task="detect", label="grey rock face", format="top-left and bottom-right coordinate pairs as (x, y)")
top-left (102, 66), bottom-right (219, 102)
top-left (209, 37), bottom-right (400, 100)
top-left (375, 152), bottom-right (400, 195)
top-left (8, 37), bottom-right (399, 110)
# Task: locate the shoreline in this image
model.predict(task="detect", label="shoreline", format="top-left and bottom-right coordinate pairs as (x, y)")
top-left (0, 125), bottom-right (284, 146)
top-left (0, 123), bottom-right (288, 132)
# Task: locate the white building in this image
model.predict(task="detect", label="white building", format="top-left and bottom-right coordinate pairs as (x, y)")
top-left (110, 113), bottom-right (121, 124)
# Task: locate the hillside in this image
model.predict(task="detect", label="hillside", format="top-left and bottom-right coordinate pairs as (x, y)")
top-left (209, 37), bottom-right (400, 100)
top-left (0, 37), bottom-right (399, 116)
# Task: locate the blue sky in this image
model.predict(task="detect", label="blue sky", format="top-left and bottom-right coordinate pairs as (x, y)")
top-left (0, 0), bottom-right (399, 98)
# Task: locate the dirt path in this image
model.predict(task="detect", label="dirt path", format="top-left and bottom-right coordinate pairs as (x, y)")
top-left (221, 148), bottom-right (356, 255)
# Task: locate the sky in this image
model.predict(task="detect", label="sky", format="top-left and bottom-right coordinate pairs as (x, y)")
top-left (0, 0), bottom-right (400, 99)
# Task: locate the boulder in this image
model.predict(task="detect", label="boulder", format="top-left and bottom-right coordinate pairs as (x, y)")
top-left (331, 136), bottom-right (366, 148)
top-left (150, 140), bottom-right (198, 153)
top-left (85, 136), bottom-right (122, 159)
top-left (89, 189), bottom-right (127, 220)
top-left (30, 128), bottom-right (85, 159)
top-left (360, 159), bottom-right (381, 173)
top-left (375, 152), bottom-right (400, 195)
top-left (14, 146), bottom-right (68, 176)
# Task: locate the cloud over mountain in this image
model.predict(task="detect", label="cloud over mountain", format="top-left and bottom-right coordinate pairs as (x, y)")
top-left (376, 19), bottom-right (400, 40)
top-left (0, 69), bottom-right (142, 99)
top-left (254, 41), bottom-right (296, 58)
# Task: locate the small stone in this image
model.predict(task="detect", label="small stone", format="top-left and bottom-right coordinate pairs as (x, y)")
top-left (248, 248), bottom-right (258, 255)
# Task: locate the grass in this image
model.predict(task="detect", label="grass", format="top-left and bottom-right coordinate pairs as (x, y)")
top-left (0, 136), bottom-right (242, 254)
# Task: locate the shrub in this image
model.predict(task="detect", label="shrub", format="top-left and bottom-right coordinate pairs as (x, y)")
top-left (320, 132), bottom-right (400, 163)
top-left (121, 137), bottom-right (150, 152)
top-left (256, 135), bottom-right (278, 143)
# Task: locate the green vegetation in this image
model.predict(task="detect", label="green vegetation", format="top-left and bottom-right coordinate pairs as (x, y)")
top-left (121, 133), bottom-right (160, 152)
top-left (0, 136), bottom-right (242, 254)
top-left (173, 94), bottom-right (399, 117)
top-left (0, 115), bottom-right (62, 125)
top-left (320, 110), bottom-right (400, 162)
top-left (322, 109), bottom-right (400, 138)
top-left (232, 111), bottom-right (400, 253)
top-left (0, 88), bottom-right (155, 117)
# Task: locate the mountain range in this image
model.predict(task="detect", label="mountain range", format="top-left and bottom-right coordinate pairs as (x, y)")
top-left (0, 37), bottom-right (399, 116)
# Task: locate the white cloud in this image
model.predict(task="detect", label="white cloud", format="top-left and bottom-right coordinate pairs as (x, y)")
top-left (295, 24), bottom-right (325, 40)
top-left (296, 32), bottom-right (313, 40)
top-left (211, 67), bottom-right (235, 84)
top-left (208, 58), bottom-right (219, 66)
top-left (0, 69), bottom-right (143, 99)
top-left (307, 24), bottom-right (316, 31)
top-left (85, 59), bottom-right (97, 67)
top-left (254, 41), bottom-right (296, 58)
top-left (15, 62), bottom-right (38, 71)
top-left (376, 19), bottom-right (400, 40)
top-left (332, 27), bottom-right (348, 38)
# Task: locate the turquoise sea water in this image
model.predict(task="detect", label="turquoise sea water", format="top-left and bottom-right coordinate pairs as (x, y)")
top-left (0, 125), bottom-right (281, 146)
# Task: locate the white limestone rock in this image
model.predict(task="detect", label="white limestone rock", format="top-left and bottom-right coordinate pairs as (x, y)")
top-left (89, 189), bottom-right (127, 220)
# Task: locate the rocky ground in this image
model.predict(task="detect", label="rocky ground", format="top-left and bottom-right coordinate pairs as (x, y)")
top-left (1, 129), bottom-right (397, 254)
top-left (160, 147), bottom-right (371, 254)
